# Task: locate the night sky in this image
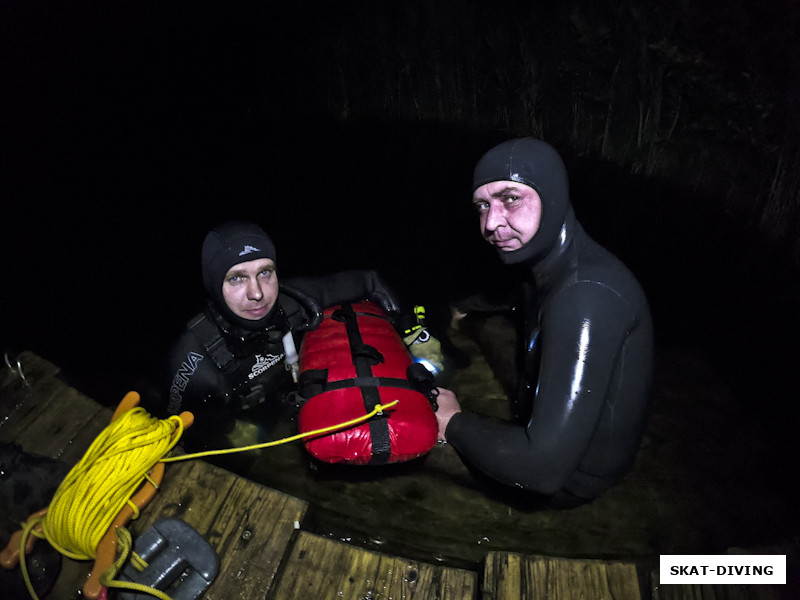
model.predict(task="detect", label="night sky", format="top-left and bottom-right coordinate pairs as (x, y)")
top-left (1, 1), bottom-right (798, 459)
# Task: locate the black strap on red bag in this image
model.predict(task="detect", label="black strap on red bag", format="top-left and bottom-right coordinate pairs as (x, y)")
top-left (332, 303), bottom-right (391, 464)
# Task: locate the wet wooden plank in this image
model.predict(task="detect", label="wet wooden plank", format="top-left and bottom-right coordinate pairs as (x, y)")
top-left (0, 352), bottom-right (59, 419)
top-left (270, 530), bottom-right (478, 600)
top-left (57, 405), bottom-right (115, 465)
top-left (132, 460), bottom-right (238, 533)
top-left (130, 459), bottom-right (309, 600)
top-left (39, 462), bottom-right (309, 600)
top-left (206, 473), bottom-right (308, 598)
top-left (1, 361), bottom-right (68, 445)
top-left (0, 351), bottom-right (59, 392)
top-left (1, 353), bottom-right (309, 600)
top-left (483, 551), bottom-right (641, 600)
top-left (8, 387), bottom-right (109, 460)
top-left (1, 353), bottom-right (112, 599)
top-left (0, 352), bottom-right (110, 462)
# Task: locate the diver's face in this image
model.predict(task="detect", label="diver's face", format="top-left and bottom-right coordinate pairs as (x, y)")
top-left (221, 258), bottom-right (279, 320)
top-left (472, 181), bottom-right (542, 251)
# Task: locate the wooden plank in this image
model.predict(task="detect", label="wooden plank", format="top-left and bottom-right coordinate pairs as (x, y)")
top-left (203, 475), bottom-right (308, 599)
top-left (5, 356), bottom-right (473, 600)
top-left (270, 530), bottom-right (477, 600)
top-left (26, 430), bottom-right (306, 600)
top-left (130, 459), bottom-right (309, 600)
top-left (57, 405), bottom-right (115, 465)
top-left (0, 364), bottom-right (68, 445)
top-left (1, 351), bottom-right (59, 391)
top-left (9, 386), bottom-right (108, 460)
top-left (0, 354), bottom-right (105, 600)
top-left (0, 352), bottom-right (308, 600)
top-left (131, 460), bottom-right (237, 533)
top-left (0, 352), bottom-right (60, 416)
top-left (0, 351), bottom-right (112, 463)
top-left (483, 551), bottom-right (641, 600)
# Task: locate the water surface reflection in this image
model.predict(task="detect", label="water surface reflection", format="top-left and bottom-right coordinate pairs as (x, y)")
top-left (217, 315), bottom-right (793, 568)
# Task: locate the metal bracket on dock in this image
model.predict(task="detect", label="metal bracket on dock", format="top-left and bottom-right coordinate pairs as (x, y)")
top-left (3, 352), bottom-right (27, 384)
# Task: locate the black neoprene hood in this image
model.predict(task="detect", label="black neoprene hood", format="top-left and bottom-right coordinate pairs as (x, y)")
top-left (201, 221), bottom-right (278, 328)
top-left (473, 138), bottom-right (570, 265)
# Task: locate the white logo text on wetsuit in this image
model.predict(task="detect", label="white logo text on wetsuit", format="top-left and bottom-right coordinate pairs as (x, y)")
top-left (249, 353), bottom-right (284, 379)
top-left (168, 351), bottom-right (204, 413)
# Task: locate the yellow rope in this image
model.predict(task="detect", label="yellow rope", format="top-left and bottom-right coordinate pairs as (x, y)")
top-left (17, 399), bottom-right (398, 600)
top-left (40, 408), bottom-right (184, 561)
top-left (18, 407), bottom-right (183, 600)
top-left (99, 527), bottom-right (172, 600)
top-left (162, 399), bottom-right (399, 463)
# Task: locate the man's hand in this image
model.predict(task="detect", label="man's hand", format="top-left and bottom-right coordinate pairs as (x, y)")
top-left (434, 387), bottom-right (462, 442)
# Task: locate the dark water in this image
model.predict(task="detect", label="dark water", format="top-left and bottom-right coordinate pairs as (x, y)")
top-left (3, 125), bottom-right (799, 569)
top-left (204, 314), bottom-right (797, 569)
top-left (2, 0), bottom-right (798, 574)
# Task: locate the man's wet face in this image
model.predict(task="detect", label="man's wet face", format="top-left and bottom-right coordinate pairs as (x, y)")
top-left (221, 258), bottom-right (279, 320)
top-left (472, 181), bottom-right (542, 250)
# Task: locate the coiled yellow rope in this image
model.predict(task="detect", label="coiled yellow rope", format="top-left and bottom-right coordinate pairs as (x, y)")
top-left (18, 399), bottom-right (398, 600)
top-left (36, 408), bottom-right (184, 561)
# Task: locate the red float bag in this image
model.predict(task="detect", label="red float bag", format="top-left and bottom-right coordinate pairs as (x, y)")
top-left (297, 301), bottom-right (439, 465)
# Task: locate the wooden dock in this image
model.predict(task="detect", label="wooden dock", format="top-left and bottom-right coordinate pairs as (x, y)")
top-left (1, 352), bottom-right (795, 599)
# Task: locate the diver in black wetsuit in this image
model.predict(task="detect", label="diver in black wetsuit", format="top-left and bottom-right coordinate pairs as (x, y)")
top-left (163, 221), bottom-right (402, 453)
top-left (435, 138), bottom-right (654, 505)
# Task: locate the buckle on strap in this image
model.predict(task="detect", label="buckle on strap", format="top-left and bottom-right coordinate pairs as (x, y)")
top-left (119, 518), bottom-right (219, 600)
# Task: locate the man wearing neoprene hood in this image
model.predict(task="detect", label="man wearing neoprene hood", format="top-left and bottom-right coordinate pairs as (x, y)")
top-left (435, 138), bottom-right (654, 506)
top-left (164, 220), bottom-right (402, 452)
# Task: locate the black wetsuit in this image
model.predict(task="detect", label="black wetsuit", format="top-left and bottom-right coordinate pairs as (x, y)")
top-left (446, 138), bottom-right (654, 501)
top-left (165, 270), bottom-right (398, 451)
